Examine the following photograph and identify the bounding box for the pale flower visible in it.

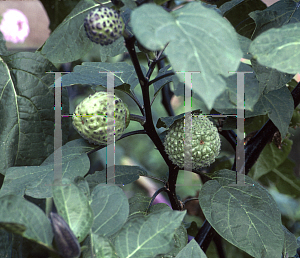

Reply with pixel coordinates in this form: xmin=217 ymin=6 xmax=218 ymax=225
xmin=0 ymin=9 xmax=30 ymax=43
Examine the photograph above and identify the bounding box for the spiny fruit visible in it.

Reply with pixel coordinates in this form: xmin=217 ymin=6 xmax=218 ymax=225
xmin=84 ymin=6 xmax=124 ymax=46
xmin=163 ymin=115 xmax=221 ymax=170
xmin=72 ymin=91 xmax=130 ymax=145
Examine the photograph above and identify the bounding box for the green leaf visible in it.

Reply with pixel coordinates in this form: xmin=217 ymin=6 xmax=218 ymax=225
xmin=113 ymin=210 xmax=186 ymax=258
xmin=0 ymin=195 xmax=53 ymax=246
xmin=199 ymin=169 xmax=284 ymax=258
xmin=156 ymin=110 xmax=203 ymax=129
xmin=52 ymin=178 xmax=94 ymax=243
xmin=156 ymin=222 xmax=188 ymax=257
xmin=156 ymin=113 xmax=185 ymax=129
xmin=236 ymin=34 xmax=252 ymax=59
xmin=74 ymin=176 xmax=90 ymax=198
xmin=214 ymin=62 xmax=260 ymax=114
xmin=131 ymin=2 xmax=242 ymax=110
xmin=90 ymin=184 xmax=129 ymax=237
xmin=250 ymin=59 xmax=295 ymax=94
xmin=86 ymin=165 xmax=148 ymax=192
xmin=249 ymin=22 xmax=300 ymax=74
xmin=245 ymin=87 xmax=294 ymax=137
xmin=0 ymin=139 xmax=93 ymax=198
xmin=220 ymin=0 xmax=265 ymax=39
xmin=0 ymin=52 xmax=69 ymax=174
xmin=282 ymin=225 xmax=298 ymax=257
xmin=91 ymin=233 xmax=118 ymax=258
xmin=81 ymin=233 xmax=119 ymax=258
xmin=128 ymin=193 xmax=152 ymax=217
xmin=249 ymin=138 xmax=293 ymax=180
xmin=249 ymin=0 xmax=300 ymax=40
xmin=175 ymin=239 xmax=207 ymax=258
xmin=58 ymin=62 xmax=147 ymax=90
xmin=40 ymin=0 xmax=96 ymax=64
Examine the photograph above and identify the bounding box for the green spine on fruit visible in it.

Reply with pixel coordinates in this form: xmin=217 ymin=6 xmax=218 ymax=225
xmin=72 ymin=91 xmax=130 ymax=145
xmin=84 ymin=6 xmax=124 ymax=46
xmin=163 ymin=115 xmax=221 ymax=169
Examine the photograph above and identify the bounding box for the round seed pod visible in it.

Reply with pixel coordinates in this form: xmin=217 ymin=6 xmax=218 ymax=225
xmin=84 ymin=6 xmax=124 ymax=46
xmin=163 ymin=115 xmax=221 ymax=170
xmin=72 ymin=91 xmax=130 ymax=145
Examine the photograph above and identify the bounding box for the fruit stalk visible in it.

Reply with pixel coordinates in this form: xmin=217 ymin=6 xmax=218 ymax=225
xmin=129 ymin=114 xmax=146 ymax=125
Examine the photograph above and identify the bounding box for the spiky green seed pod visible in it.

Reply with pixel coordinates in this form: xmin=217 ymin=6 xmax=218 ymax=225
xmin=163 ymin=115 xmax=221 ymax=170
xmin=72 ymin=91 xmax=130 ymax=145
xmin=84 ymin=6 xmax=124 ymax=46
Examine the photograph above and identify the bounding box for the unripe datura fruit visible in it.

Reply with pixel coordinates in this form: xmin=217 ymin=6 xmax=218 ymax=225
xmin=164 ymin=115 xmax=221 ymax=170
xmin=72 ymin=91 xmax=130 ymax=145
xmin=84 ymin=6 xmax=125 ymax=46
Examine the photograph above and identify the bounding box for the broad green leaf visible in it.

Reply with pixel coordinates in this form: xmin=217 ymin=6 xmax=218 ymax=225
xmin=40 ymin=0 xmax=128 ymax=63
xmin=154 ymin=222 xmax=188 ymax=257
xmin=52 ymin=178 xmax=94 ymax=243
xmin=57 ymin=62 xmax=147 ymax=91
xmin=249 ymin=22 xmax=300 ymax=74
xmin=199 ymin=169 xmax=284 ymax=258
xmin=156 ymin=111 xmax=203 ymax=129
xmin=245 ymin=86 xmax=294 ymax=137
xmin=219 ymin=0 xmax=265 ymax=39
xmin=90 ymin=184 xmax=129 ymax=237
xmin=0 ymin=139 xmax=92 ymax=198
xmin=156 ymin=113 xmax=186 ymax=129
xmin=236 ymin=34 xmax=252 ymax=59
xmin=282 ymin=225 xmax=298 ymax=257
xmin=86 ymin=165 xmax=148 ymax=193
xmin=0 ymin=195 xmax=53 ymax=246
xmin=81 ymin=233 xmax=119 ymax=258
xmin=250 ymin=59 xmax=295 ymax=94
xmin=175 ymin=239 xmax=207 ymax=258
xmin=131 ymin=4 xmax=178 ymax=51
xmin=40 ymin=0 xmax=95 ymax=64
xmin=113 ymin=210 xmax=186 ymax=258
xmin=74 ymin=176 xmax=90 ymax=198
xmin=131 ymin=2 xmax=242 ymax=110
xmin=128 ymin=193 xmax=152 ymax=217
xmin=249 ymin=0 xmax=300 ymax=39
xmin=249 ymin=138 xmax=293 ymax=180
xmin=0 ymin=52 xmax=69 ymax=174
xmin=91 ymin=233 xmax=118 ymax=258
xmin=214 ymin=62 xmax=260 ymax=114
